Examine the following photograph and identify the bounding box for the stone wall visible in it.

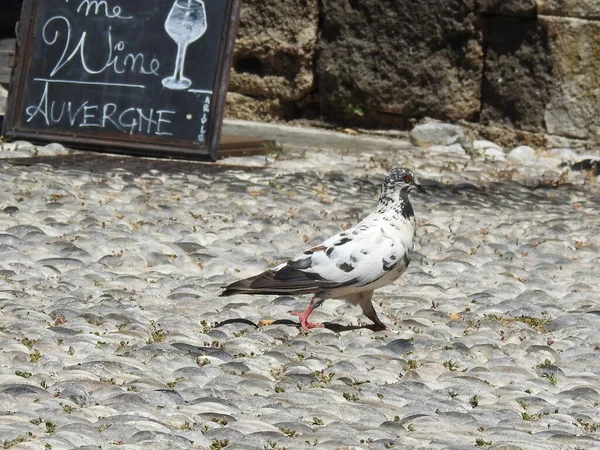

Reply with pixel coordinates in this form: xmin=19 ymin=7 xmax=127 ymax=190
xmin=225 ymin=0 xmax=600 ymax=144
xmin=226 ymin=0 xmax=319 ymax=121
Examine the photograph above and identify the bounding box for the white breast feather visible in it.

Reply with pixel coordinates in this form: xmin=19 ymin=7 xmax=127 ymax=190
xmin=286 ymin=215 xmax=415 ymax=289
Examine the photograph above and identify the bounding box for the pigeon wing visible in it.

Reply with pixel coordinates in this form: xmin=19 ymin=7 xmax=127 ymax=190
xmin=219 ymin=261 xmax=343 ymax=296
xmin=296 ymin=222 xmax=409 ymax=288
xmin=220 ymin=221 xmax=409 ymax=296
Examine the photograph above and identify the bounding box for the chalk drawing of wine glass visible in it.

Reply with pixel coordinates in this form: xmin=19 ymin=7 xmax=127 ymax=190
xmin=162 ymin=0 xmax=207 ymax=90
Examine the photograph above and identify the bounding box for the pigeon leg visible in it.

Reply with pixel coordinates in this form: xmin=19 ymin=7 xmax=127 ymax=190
xmin=291 ymin=297 xmax=325 ymax=330
xmin=364 ymin=310 xmax=387 ymax=330
xmin=359 ymin=295 xmax=387 ymax=331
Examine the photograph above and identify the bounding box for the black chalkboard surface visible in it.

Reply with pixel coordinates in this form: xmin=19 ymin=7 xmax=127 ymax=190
xmin=2 ymin=0 xmax=242 ymax=160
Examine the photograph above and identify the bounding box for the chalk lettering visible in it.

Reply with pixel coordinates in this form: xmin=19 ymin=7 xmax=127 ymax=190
xmin=43 ymin=16 xmax=159 ymax=77
xmin=119 ymin=108 xmax=138 ymax=133
xmin=102 ymin=103 xmax=119 ymax=128
xmin=82 ymin=104 xmax=101 ymax=127
xmin=67 ymin=100 xmax=89 ymax=126
xmin=74 ymin=0 xmax=133 ymax=19
xmin=51 ymin=101 xmax=65 ymax=123
xmin=156 ymin=110 xmax=174 ymax=136
xmin=26 ymin=81 xmax=175 ymax=136
xmin=197 ymin=95 xmax=211 ymax=142
xmin=26 ymin=81 xmax=51 ymax=125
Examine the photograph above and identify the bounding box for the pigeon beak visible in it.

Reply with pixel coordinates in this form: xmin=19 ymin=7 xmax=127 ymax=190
xmin=414 ymin=180 xmax=427 ymax=194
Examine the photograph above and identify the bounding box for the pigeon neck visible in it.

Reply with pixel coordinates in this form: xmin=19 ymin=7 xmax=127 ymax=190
xmin=377 ymin=189 xmax=414 ymax=219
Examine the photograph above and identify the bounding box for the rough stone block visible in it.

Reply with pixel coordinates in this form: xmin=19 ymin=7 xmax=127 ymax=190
xmin=480 ymin=15 xmax=553 ymax=132
xmin=225 ymin=93 xmax=284 ymax=121
xmin=536 ymin=0 xmax=600 ymax=19
xmin=228 ymin=0 xmax=318 ymax=102
xmin=410 ymin=122 xmax=465 ymax=147
xmin=477 ymin=0 xmax=537 ymax=17
xmin=542 ymin=17 xmax=600 ymax=139
xmin=507 ymin=145 xmax=537 ymax=163
xmin=317 ymin=0 xmax=483 ymax=123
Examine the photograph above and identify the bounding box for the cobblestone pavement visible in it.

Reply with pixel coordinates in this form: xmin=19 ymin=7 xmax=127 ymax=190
xmin=0 ymin=121 xmax=599 ymax=450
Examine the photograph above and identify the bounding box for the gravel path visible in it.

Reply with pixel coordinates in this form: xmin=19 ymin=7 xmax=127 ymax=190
xmin=0 ymin=124 xmax=599 ymax=450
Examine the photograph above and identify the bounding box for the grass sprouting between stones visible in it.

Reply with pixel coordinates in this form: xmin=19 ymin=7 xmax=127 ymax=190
xmin=483 ymin=314 xmax=550 ymax=332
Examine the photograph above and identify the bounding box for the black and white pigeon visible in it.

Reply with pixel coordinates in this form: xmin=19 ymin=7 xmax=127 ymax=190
xmin=221 ymin=167 xmax=426 ymax=331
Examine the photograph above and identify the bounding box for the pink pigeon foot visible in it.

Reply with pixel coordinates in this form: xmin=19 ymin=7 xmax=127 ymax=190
xmin=291 ymin=310 xmax=324 ymax=330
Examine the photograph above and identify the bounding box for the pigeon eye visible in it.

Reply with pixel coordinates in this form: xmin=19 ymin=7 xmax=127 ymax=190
xmin=404 ymin=175 xmax=412 ymax=183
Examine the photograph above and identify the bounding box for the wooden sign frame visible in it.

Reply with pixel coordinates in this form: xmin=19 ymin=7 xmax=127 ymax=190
xmin=2 ymin=0 xmax=242 ymax=160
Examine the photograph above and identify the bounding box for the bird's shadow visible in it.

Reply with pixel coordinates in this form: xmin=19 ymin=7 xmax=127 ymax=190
xmin=215 ymin=318 xmax=259 ymax=329
xmin=321 ymin=322 xmax=384 ymax=332
xmin=215 ymin=318 xmax=383 ymax=333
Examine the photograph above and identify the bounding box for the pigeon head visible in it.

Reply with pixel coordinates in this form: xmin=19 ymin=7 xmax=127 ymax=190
xmin=378 ymin=167 xmax=425 ymax=216
xmin=381 ymin=167 xmax=425 ymax=195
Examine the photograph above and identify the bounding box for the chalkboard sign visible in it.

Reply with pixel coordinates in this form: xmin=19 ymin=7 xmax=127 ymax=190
xmin=2 ymin=0 xmax=242 ymax=160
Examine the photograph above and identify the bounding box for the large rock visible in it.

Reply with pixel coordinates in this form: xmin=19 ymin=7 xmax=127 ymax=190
xmin=480 ymin=11 xmax=600 ymax=140
xmin=479 ymin=15 xmax=553 ymax=132
xmin=223 ymin=0 xmax=600 ymax=142
xmin=225 ymin=93 xmax=284 ymax=122
xmin=536 ymin=0 xmax=600 ymax=18
xmin=507 ymin=145 xmax=537 ymax=164
xmin=542 ymin=17 xmax=600 ymax=139
xmin=410 ymin=122 xmax=465 ymax=147
xmin=477 ymin=0 xmax=537 ymax=16
xmin=228 ymin=0 xmax=319 ymax=104
xmin=317 ymin=0 xmax=483 ymax=123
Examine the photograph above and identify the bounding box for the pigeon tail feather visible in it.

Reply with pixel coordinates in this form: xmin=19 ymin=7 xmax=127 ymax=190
xmin=220 ymin=268 xmax=322 ymax=297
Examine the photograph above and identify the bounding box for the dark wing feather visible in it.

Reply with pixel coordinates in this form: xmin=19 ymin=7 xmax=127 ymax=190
xmin=221 ymin=217 xmax=407 ymax=298
xmin=220 ymin=264 xmax=356 ymax=297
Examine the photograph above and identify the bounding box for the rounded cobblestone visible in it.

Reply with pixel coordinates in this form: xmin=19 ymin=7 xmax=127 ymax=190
xmin=0 ymin=123 xmax=599 ymax=449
